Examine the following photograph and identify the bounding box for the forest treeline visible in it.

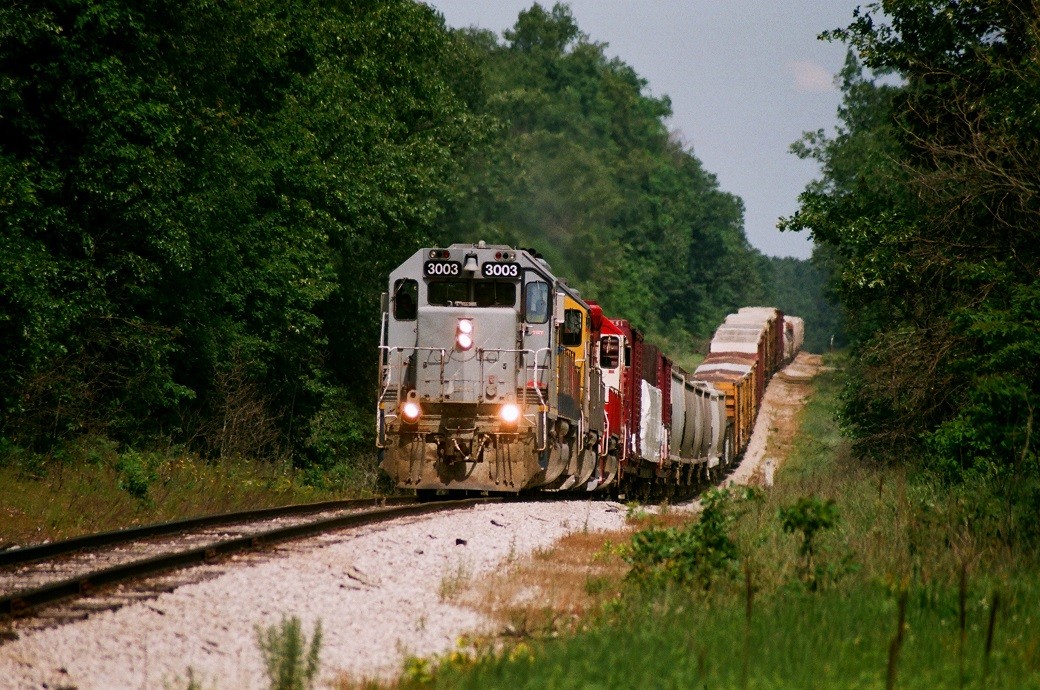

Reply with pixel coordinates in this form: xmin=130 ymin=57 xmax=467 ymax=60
xmin=784 ymin=1 xmax=1040 ymax=542
xmin=0 ymin=1 xmax=833 ymax=468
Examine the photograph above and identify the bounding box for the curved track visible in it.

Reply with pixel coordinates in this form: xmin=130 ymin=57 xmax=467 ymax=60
xmin=0 ymin=497 xmax=498 ymax=624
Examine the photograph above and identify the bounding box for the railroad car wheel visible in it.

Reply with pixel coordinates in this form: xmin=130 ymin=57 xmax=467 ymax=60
xmin=576 ymin=447 xmax=597 ymax=486
xmin=543 ymin=419 xmax=578 ymax=488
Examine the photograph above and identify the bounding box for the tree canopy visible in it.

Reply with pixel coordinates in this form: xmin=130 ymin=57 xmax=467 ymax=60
xmin=1 ymin=1 xmax=831 ymax=469
xmin=0 ymin=0 xmax=485 ymax=460
xmin=785 ymin=1 xmax=1040 ymax=540
xmin=442 ymin=3 xmax=764 ymax=344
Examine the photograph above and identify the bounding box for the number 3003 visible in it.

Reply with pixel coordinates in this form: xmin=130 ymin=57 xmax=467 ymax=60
xmin=424 ymin=261 xmax=460 ymax=276
xmin=481 ymin=262 xmax=519 ymax=278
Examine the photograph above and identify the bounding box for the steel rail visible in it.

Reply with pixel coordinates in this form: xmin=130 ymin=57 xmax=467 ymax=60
xmin=0 ymin=497 xmax=499 ymax=619
xmin=0 ymin=496 xmax=415 ymax=569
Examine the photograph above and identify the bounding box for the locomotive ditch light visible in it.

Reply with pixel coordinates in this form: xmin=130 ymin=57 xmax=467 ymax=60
xmin=401 ymin=401 xmax=422 ymax=423
xmin=456 ymin=318 xmax=474 ymax=351
xmin=499 ymin=403 xmax=521 ymax=426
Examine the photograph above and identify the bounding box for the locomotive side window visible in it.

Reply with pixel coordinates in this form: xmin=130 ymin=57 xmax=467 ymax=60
xmin=561 ymin=308 xmax=583 ymax=346
xmin=524 ymin=282 xmax=549 ymax=323
xmin=393 ymin=279 xmax=418 ymax=320
xmin=599 ymin=336 xmax=621 ymax=369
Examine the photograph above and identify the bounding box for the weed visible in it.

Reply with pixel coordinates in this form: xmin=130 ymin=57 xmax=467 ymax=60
xmin=584 ymin=575 xmax=612 ymax=595
xmin=885 ymin=590 xmax=908 ymax=690
xmin=779 ymin=494 xmax=839 ymax=588
xmin=531 ymin=545 xmax=555 ymax=560
xmin=177 ymin=667 xmax=212 ymax=690
xmin=401 ymin=655 xmax=434 ymax=685
xmin=439 ymin=559 xmax=473 ymax=602
xmin=256 ymin=616 xmax=322 ymax=690
xmin=625 ymin=501 xmax=649 ymax=522
xmin=506 ymin=535 xmax=517 ymax=563
xmin=983 ymin=590 xmax=1001 ymax=685
xmin=115 ymin=450 xmax=159 ymax=504
xmin=397 ymin=631 xmax=533 ymax=687
xmin=624 ymin=487 xmax=738 ymax=590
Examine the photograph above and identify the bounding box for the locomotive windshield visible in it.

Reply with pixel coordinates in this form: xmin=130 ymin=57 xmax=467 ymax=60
xmin=599 ymin=335 xmax=621 ymax=368
xmin=524 ymin=281 xmax=549 ymax=323
xmin=427 ymin=280 xmax=516 ymax=307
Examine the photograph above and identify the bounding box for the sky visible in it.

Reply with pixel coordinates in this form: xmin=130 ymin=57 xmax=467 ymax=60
xmin=423 ymin=0 xmax=868 ymax=260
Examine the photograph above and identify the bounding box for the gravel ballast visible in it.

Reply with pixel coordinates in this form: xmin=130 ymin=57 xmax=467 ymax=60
xmin=0 ymin=500 xmax=628 ymax=689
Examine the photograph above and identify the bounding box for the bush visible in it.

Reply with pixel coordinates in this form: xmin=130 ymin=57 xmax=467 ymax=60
xmin=778 ymin=495 xmax=839 ymax=589
xmin=624 ymin=488 xmax=738 ymax=590
xmin=115 ymin=450 xmax=160 ymax=503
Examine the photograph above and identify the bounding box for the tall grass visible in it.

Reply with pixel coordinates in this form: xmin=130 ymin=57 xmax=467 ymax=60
xmin=0 ymin=436 xmax=389 ymax=546
xmin=257 ymin=616 xmax=323 ymax=690
xmin=410 ymin=357 xmax=1040 ymax=688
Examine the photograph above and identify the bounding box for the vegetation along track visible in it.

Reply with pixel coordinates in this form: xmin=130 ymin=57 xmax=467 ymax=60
xmin=0 ymin=496 xmax=497 ymax=631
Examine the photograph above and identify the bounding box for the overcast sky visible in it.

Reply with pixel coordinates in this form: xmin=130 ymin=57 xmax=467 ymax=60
xmin=424 ymin=0 xmax=866 ymax=260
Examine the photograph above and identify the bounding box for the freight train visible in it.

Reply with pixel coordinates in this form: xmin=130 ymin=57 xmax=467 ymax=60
xmin=376 ymin=242 xmax=803 ymax=498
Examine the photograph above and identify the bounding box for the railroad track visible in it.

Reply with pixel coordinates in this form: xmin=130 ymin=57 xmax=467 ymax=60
xmin=0 ymin=496 xmax=499 ymax=631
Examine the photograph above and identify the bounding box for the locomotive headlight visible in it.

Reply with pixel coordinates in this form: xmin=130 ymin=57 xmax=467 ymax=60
xmin=456 ymin=318 xmax=474 ymax=351
xmin=499 ymin=403 xmax=521 ymax=425
xmin=401 ymin=401 xmax=422 ymax=423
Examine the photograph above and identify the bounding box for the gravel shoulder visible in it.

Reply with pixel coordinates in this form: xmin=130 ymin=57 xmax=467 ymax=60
xmin=0 ymin=353 xmax=824 ymax=689
xmin=0 ymin=502 xmax=628 ymax=689
xmin=724 ymin=352 xmax=826 ymax=487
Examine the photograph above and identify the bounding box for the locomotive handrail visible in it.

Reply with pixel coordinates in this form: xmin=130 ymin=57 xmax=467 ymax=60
xmin=377 ymin=345 xmax=553 ymax=411
xmin=523 ymin=347 xmax=552 ymax=408
xmin=475 ymin=346 xmax=551 ymax=406
xmin=377 ymin=344 xmax=554 ymax=454
xmin=377 ymin=345 xmax=447 ymax=405
xmin=378 ymin=311 xmax=389 ymax=370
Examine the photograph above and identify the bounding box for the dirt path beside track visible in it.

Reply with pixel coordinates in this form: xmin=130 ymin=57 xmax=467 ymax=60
xmin=726 ymin=351 xmax=828 ymax=487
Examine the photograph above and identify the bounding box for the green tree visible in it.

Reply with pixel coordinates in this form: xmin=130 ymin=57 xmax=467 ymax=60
xmin=785 ymin=2 xmax=1040 ymax=540
xmin=443 ymin=3 xmax=760 ymax=348
xmin=0 ymin=0 xmax=487 ymax=465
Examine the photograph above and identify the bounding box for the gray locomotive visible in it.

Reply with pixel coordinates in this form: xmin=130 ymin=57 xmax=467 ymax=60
xmin=377 ymin=242 xmax=604 ymax=495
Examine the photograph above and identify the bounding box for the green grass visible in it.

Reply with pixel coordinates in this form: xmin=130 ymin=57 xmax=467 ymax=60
xmin=423 ymin=581 xmax=1040 ymax=689
xmin=0 ymin=436 xmax=390 ymax=547
xmin=404 ymin=355 xmax=1040 ymax=689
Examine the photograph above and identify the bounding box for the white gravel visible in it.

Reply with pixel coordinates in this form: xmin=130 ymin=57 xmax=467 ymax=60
xmin=0 ymin=500 xmax=629 ymax=689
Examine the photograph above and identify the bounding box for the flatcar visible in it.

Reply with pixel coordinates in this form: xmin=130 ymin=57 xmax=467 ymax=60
xmin=376 ymin=242 xmax=801 ymax=497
